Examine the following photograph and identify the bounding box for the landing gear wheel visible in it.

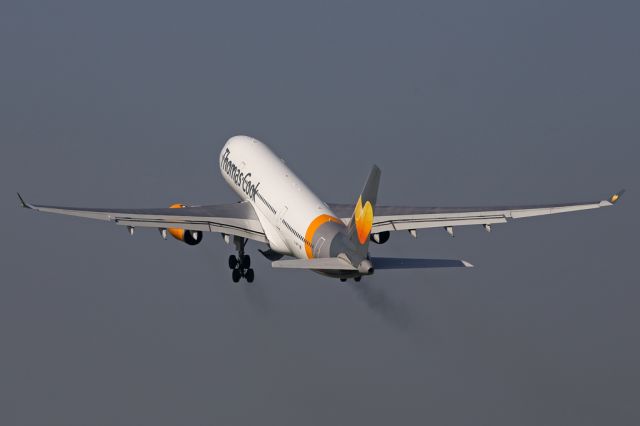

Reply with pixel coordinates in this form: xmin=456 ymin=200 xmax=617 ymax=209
xmin=340 ymin=278 xmax=347 ymax=282
xmin=354 ymin=276 xmax=362 ymax=282
xmin=229 ymin=237 xmax=254 ymax=283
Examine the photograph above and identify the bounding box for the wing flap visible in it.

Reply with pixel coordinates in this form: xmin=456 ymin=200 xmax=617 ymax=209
xmin=509 ymin=202 xmax=603 ymax=218
xmin=115 ymin=218 xmax=266 ymax=241
xmin=372 ymin=215 xmax=507 ymax=233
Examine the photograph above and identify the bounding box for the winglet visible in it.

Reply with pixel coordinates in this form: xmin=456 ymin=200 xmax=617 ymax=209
xmin=609 ymin=189 xmax=625 ymax=204
xmin=17 ymin=192 xmax=32 ymax=209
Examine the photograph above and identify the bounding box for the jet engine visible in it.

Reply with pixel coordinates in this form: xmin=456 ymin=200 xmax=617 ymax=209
xmin=168 ymin=203 xmax=203 ymax=246
xmin=370 ymin=231 xmax=390 ymax=244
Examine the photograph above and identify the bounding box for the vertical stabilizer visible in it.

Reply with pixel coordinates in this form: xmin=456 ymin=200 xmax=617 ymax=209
xmin=346 ymin=165 xmax=381 ymax=258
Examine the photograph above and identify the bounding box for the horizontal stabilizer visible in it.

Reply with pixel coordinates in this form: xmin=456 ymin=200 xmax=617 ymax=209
xmin=272 ymin=257 xmax=357 ymax=270
xmin=371 ymin=257 xmax=473 ymax=269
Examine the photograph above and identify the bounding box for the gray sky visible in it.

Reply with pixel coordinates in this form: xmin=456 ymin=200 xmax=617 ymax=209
xmin=1 ymin=1 xmax=638 ymax=425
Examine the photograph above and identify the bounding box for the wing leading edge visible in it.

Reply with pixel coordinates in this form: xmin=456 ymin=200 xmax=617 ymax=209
xmin=17 ymin=193 xmax=267 ymax=242
xmin=329 ymin=190 xmax=625 ymax=234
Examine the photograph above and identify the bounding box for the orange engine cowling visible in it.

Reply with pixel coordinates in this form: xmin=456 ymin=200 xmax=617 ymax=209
xmin=168 ymin=203 xmax=203 ymax=246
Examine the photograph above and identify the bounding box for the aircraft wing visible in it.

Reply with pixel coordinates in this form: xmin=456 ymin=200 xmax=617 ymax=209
xmin=329 ymin=190 xmax=624 ymax=235
xmin=17 ymin=193 xmax=267 ymax=243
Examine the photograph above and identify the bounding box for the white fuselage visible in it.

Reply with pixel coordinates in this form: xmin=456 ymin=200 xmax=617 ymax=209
xmin=219 ymin=135 xmax=341 ymax=259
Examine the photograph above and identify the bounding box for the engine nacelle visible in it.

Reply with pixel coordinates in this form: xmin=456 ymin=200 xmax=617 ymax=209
xmin=168 ymin=203 xmax=203 ymax=246
xmin=370 ymin=231 xmax=390 ymax=244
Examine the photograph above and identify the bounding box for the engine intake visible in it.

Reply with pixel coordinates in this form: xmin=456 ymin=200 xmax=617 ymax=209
xmin=168 ymin=203 xmax=203 ymax=246
xmin=370 ymin=231 xmax=390 ymax=244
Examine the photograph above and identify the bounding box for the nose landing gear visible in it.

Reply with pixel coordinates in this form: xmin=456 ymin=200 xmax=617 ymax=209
xmin=228 ymin=237 xmax=255 ymax=283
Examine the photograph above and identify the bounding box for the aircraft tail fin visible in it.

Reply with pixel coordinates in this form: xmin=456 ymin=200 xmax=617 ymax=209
xmin=346 ymin=165 xmax=381 ymax=256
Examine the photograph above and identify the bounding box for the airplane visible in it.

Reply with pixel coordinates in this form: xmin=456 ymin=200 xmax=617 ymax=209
xmin=18 ymin=135 xmax=624 ymax=283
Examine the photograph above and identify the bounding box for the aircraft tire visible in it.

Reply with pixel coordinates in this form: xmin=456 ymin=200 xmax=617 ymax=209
xmin=245 ymin=268 xmax=255 ymax=283
xmin=228 ymin=255 xmax=238 ymax=269
xmin=232 ymin=268 xmax=242 ymax=283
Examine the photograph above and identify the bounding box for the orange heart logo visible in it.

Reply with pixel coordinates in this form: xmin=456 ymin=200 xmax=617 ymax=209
xmin=354 ymin=196 xmax=373 ymax=244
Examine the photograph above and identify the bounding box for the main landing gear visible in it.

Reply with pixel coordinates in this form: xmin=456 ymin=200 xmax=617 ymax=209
xmin=228 ymin=237 xmax=255 ymax=283
xmin=228 ymin=254 xmax=254 ymax=283
xmin=340 ymin=276 xmax=362 ymax=282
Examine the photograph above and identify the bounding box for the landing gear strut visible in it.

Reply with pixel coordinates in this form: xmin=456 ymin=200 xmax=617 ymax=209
xmin=228 ymin=237 xmax=255 ymax=283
